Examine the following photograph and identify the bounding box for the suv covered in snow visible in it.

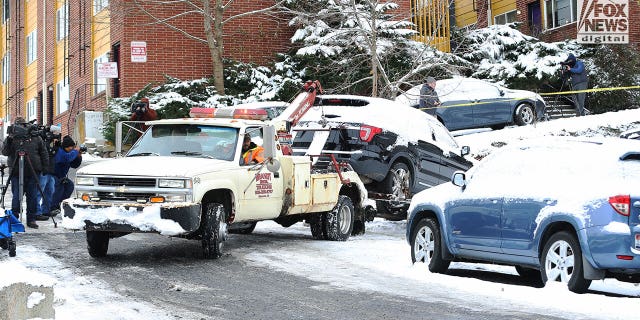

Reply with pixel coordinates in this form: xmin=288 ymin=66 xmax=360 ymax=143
xmin=291 ymin=95 xmax=474 ymax=220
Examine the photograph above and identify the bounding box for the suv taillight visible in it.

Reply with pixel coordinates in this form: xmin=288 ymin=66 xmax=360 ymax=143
xmin=609 ymin=195 xmax=630 ymax=216
xmin=359 ymin=125 xmax=382 ymax=142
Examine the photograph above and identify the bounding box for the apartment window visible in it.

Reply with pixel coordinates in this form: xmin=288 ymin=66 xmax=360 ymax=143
xmin=494 ymin=10 xmax=517 ymax=25
xmin=94 ymin=0 xmax=109 ymax=14
xmin=26 ymin=30 xmax=37 ymax=64
xmin=2 ymin=53 xmax=9 ymax=84
xmin=545 ymin=0 xmax=577 ymax=29
xmin=27 ymin=99 xmax=37 ymax=122
xmin=3 ymin=0 xmax=9 ymax=23
xmin=57 ymin=79 xmax=70 ymax=114
xmin=57 ymin=2 xmax=69 ymax=41
xmin=93 ymin=53 xmax=108 ymax=95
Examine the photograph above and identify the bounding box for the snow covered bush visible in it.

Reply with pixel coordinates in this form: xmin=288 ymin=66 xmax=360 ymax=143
xmin=102 ymin=59 xmax=304 ymax=145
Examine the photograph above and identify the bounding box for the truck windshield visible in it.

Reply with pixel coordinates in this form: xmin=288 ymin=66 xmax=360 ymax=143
xmin=127 ymin=124 xmax=239 ymax=161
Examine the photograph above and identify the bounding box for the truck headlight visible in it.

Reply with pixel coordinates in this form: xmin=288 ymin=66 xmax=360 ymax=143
xmin=158 ymin=179 xmax=187 ymax=188
xmin=76 ymin=176 xmax=94 ymax=185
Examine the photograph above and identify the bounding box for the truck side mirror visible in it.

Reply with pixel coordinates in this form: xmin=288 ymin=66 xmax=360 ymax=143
xmin=262 ymin=125 xmax=277 ymax=161
xmin=461 ymin=146 xmax=470 ymax=157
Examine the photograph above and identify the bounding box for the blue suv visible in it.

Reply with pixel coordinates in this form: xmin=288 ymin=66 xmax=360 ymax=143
xmin=406 ymin=137 xmax=640 ymax=293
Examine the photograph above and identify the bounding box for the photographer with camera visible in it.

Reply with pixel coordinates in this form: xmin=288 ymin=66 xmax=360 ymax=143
xmin=36 ymin=125 xmax=61 ymax=219
xmin=1 ymin=117 xmax=50 ymax=229
xmin=50 ymin=135 xmax=82 ymax=216
xmin=561 ymin=53 xmax=589 ymax=117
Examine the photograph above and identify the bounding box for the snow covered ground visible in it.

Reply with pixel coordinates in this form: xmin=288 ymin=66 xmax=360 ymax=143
xmin=1 ymin=108 xmax=639 ymax=319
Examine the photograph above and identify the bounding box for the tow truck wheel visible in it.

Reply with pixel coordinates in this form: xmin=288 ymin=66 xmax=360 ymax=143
xmin=308 ymin=213 xmax=327 ymax=240
xmin=324 ymin=195 xmax=354 ymax=241
xmin=202 ymin=203 xmax=228 ymax=259
xmin=0 ymin=238 xmax=8 ymax=250
xmin=86 ymin=231 xmax=109 ymax=258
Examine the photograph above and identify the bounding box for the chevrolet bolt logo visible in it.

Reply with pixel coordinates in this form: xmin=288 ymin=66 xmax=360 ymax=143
xmin=116 ymin=185 xmax=127 ymax=192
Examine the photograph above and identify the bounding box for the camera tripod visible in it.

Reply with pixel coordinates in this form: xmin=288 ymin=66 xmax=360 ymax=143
xmin=0 ymin=150 xmax=58 ymax=228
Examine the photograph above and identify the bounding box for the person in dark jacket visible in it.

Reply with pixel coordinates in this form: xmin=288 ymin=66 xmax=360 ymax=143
xmin=562 ymin=53 xmax=589 ymax=116
xmin=419 ymin=77 xmax=441 ymax=116
xmin=1 ymin=117 xmax=49 ymax=228
xmin=36 ymin=126 xmax=60 ymax=219
xmin=50 ymin=135 xmax=82 ymax=215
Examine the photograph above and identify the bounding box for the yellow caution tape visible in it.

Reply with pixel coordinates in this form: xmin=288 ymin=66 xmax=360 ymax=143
xmin=416 ymin=85 xmax=640 ymax=112
xmin=538 ymin=85 xmax=640 ymax=96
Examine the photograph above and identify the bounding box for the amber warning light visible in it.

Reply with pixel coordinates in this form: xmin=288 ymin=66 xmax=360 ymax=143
xmin=189 ymin=107 xmax=268 ymax=120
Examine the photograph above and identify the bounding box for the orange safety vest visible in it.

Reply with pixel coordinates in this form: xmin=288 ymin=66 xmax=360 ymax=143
xmin=243 ymin=146 xmax=265 ymax=164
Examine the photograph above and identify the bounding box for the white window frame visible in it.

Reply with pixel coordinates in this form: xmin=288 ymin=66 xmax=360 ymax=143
xmin=56 ymin=2 xmax=69 ymax=41
xmin=494 ymin=10 xmax=517 ymax=25
xmin=26 ymin=30 xmax=37 ymax=64
xmin=2 ymin=52 xmax=9 ymax=84
xmin=27 ymin=99 xmax=37 ymax=122
xmin=57 ymin=78 xmax=70 ymax=115
xmin=545 ymin=0 xmax=577 ymax=29
xmin=93 ymin=0 xmax=109 ymax=15
xmin=93 ymin=53 xmax=109 ymax=95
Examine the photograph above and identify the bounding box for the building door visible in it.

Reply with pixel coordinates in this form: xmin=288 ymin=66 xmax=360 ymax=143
xmin=528 ymin=2 xmax=542 ymax=37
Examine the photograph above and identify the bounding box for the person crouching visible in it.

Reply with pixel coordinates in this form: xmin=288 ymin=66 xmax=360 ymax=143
xmin=50 ymin=136 xmax=82 ymax=216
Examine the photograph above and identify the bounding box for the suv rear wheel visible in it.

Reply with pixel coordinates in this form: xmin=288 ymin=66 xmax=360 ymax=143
xmin=376 ymin=162 xmax=411 ymax=220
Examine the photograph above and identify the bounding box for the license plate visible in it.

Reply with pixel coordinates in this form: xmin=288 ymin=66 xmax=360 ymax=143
xmin=636 ymin=234 xmax=640 ymax=250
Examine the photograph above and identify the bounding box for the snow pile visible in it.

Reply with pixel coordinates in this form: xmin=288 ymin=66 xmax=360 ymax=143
xmin=0 ymin=260 xmax=55 ymax=289
xmin=61 ymin=199 xmax=187 ymax=236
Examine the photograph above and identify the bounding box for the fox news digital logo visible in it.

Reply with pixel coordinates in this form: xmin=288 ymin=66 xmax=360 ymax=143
xmin=577 ymin=0 xmax=629 ymax=44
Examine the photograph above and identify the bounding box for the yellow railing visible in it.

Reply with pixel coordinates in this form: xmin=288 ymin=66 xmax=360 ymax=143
xmin=411 ymin=0 xmax=451 ymax=52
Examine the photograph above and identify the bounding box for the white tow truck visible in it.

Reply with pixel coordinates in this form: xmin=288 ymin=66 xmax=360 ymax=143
xmin=62 ymin=82 xmax=372 ymax=258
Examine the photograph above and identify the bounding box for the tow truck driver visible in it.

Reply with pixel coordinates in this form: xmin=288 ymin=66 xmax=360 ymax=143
xmin=241 ymin=134 xmax=264 ymax=165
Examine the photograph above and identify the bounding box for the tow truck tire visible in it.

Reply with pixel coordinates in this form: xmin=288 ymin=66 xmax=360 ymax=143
xmin=202 ymin=203 xmax=227 ymax=259
xmin=324 ymin=195 xmax=354 ymax=241
xmin=308 ymin=213 xmax=327 ymax=240
xmin=87 ymin=231 xmax=109 ymax=258
xmin=0 ymin=238 xmax=8 ymax=250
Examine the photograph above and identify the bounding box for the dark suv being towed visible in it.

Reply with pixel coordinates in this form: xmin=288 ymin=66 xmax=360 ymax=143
xmin=291 ymin=95 xmax=474 ymax=220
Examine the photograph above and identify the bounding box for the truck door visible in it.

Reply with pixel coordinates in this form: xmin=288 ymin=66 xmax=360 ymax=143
xmin=238 ymin=127 xmax=284 ymax=220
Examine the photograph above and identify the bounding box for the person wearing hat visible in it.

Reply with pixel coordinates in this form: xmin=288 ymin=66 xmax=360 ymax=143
xmin=419 ymin=77 xmax=441 ymax=117
xmin=50 ymin=135 xmax=82 ymax=215
xmin=1 ymin=117 xmax=50 ymax=228
xmin=562 ymin=53 xmax=589 ymax=116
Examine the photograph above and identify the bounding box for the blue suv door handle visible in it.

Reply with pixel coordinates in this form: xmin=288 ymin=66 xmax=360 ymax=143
xmin=633 ymin=201 xmax=640 ymax=208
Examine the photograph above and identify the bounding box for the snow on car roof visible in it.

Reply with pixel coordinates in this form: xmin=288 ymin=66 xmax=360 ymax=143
xmin=230 ymin=101 xmax=288 ymax=108
xmin=295 ymin=94 xmax=463 ymax=154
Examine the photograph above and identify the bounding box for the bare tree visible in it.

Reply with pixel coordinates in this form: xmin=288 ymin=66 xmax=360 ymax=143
xmin=115 ymin=0 xmax=285 ymax=95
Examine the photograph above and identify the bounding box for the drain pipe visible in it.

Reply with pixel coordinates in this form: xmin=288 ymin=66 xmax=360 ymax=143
xmin=41 ymin=0 xmax=48 ymax=124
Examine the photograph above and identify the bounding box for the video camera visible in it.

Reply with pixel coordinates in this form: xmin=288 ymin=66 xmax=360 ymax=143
xmin=6 ymin=121 xmax=39 ymax=141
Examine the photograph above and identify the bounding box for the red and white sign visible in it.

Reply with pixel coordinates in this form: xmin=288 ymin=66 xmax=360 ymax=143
xmin=96 ymin=62 xmax=119 ymax=78
xmin=577 ymin=0 xmax=628 ymax=44
xmin=131 ymin=41 xmax=147 ymax=63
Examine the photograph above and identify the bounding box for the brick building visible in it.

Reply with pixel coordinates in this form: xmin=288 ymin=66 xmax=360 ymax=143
xmin=1 ymin=0 xmax=638 ymax=141
xmin=1 ymin=0 xmax=292 ymax=140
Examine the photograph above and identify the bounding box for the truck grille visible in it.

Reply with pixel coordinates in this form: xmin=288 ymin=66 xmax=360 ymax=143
xmin=97 ymin=192 xmax=155 ymax=201
xmin=97 ymin=177 xmax=156 ymax=187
